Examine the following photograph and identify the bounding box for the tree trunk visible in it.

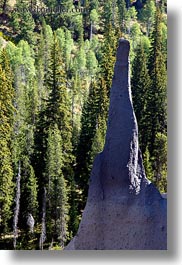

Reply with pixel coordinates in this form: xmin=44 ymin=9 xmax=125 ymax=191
xmin=13 ymin=161 xmax=21 ymax=250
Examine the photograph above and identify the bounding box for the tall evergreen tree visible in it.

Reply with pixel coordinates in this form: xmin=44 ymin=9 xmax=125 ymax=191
xmin=34 ymin=33 xmax=74 ymax=245
xmin=12 ymin=0 xmax=36 ymax=45
xmin=100 ymin=22 xmax=118 ymax=97
xmin=147 ymin=6 xmax=167 ymax=156
xmin=117 ymin=0 xmax=127 ymax=33
xmin=139 ymin=0 xmax=156 ymax=36
xmin=75 ymin=79 xmax=100 ymax=203
xmin=90 ymin=77 xmax=109 ymax=163
xmin=35 ymin=21 xmax=54 ymax=108
xmin=137 ymin=6 xmax=167 ymax=192
xmin=6 ymin=40 xmax=39 ymax=242
xmin=75 ymin=74 xmax=108 ymax=207
xmin=152 ymin=132 xmax=167 ymax=193
xmin=67 ymin=174 xmax=79 ymax=239
xmin=46 ymin=124 xmax=68 ymax=248
xmin=19 ymin=158 xmax=38 ymax=230
xmin=0 ymin=50 xmax=15 ymax=234
xmin=45 ymin=33 xmax=73 ymax=168
xmin=131 ymin=41 xmax=151 ymax=154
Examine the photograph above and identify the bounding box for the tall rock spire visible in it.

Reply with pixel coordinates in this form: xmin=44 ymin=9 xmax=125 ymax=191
xmin=65 ymin=39 xmax=167 ymax=250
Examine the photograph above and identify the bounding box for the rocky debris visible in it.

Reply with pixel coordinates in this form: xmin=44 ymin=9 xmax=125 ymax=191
xmin=27 ymin=213 xmax=35 ymax=233
xmin=65 ymin=39 xmax=167 ymax=250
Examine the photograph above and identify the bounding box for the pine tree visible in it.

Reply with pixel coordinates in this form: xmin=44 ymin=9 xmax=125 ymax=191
xmin=67 ymin=174 xmax=79 ymax=239
xmin=75 ymin=79 xmax=100 ymax=203
xmin=35 ymin=21 xmax=54 ymax=107
xmin=131 ymin=41 xmax=151 ymax=154
xmin=143 ymin=146 xmax=153 ymax=182
xmin=117 ymin=0 xmax=127 ymax=33
xmin=90 ymin=77 xmax=108 ymax=163
xmin=56 ymin=28 xmax=65 ymax=53
xmin=139 ymin=0 xmax=156 ymax=36
xmin=34 ymin=33 xmax=74 ymax=243
xmin=56 ymin=28 xmax=74 ymax=72
xmin=33 ymin=107 xmax=48 ymax=222
xmin=86 ymin=49 xmax=98 ymax=75
xmin=75 ymin=74 xmax=108 ymax=207
xmin=73 ymin=14 xmax=84 ymax=45
xmin=89 ymin=0 xmax=99 ymax=11
xmin=90 ymin=115 xmax=106 ymax=163
xmin=10 ymin=12 xmax=20 ymax=33
xmin=152 ymin=132 xmax=167 ymax=193
xmin=41 ymin=19 xmax=54 ymax=74
xmin=64 ymin=29 xmax=74 ymax=67
xmin=130 ymin=22 xmax=142 ymax=50
xmin=0 ymin=50 xmax=15 ymax=234
xmin=101 ymin=22 xmax=118 ymax=97
xmin=137 ymin=6 xmax=167 ymax=192
xmin=125 ymin=6 xmax=137 ymax=35
xmin=74 ymin=45 xmax=86 ymax=74
xmin=147 ymin=6 xmax=167 ymax=156
xmin=46 ymin=124 xmax=68 ymax=248
xmin=20 ymin=159 xmax=38 ymax=228
xmin=89 ymin=8 xmax=99 ymax=41
xmin=45 ymin=33 xmax=73 ymax=168
xmin=102 ymin=0 xmax=113 ymax=27
xmin=6 ymin=40 xmax=39 ymax=241
xmin=13 ymin=0 xmax=36 ymax=45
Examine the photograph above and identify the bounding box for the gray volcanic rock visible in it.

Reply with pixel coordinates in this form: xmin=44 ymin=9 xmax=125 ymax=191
xmin=65 ymin=39 xmax=167 ymax=250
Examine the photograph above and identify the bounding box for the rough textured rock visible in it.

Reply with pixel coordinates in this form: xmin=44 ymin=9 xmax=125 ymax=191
xmin=65 ymin=39 xmax=167 ymax=250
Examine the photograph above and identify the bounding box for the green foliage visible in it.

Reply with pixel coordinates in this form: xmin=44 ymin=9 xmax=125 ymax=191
xmin=12 ymin=0 xmax=36 ymax=45
xmin=5 ymin=38 xmax=39 ymax=237
xmin=56 ymin=28 xmax=74 ymax=74
xmin=143 ymin=147 xmax=153 ymax=182
xmin=45 ymin=34 xmax=73 ymax=166
xmin=76 ymin=80 xmax=101 ymax=201
xmin=76 ymin=74 xmax=109 ymax=207
xmin=90 ymin=116 xmax=106 ymax=161
xmin=101 ymin=22 xmax=118 ymax=97
xmin=152 ymin=132 xmax=167 ymax=193
xmin=125 ymin=6 xmax=138 ymax=34
xmin=67 ymin=175 xmax=79 ymax=239
xmin=20 ymin=159 xmax=38 ymax=223
xmin=147 ymin=7 xmax=167 ymax=155
xmin=0 ymin=51 xmax=15 ymax=233
xmin=90 ymin=8 xmax=99 ymax=23
xmin=0 ymin=137 xmax=14 ymax=233
xmin=160 ymin=21 xmax=167 ymax=59
xmin=132 ymin=7 xmax=167 ymax=193
xmin=117 ymin=0 xmax=127 ymax=33
xmin=139 ymin=0 xmax=156 ymax=36
xmin=74 ymin=46 xmax=86 ymax=73
xmin=73 ymin=15 xmax=84 ymax=45
xmin=0 ymin=0 xmax=167 ymax=249
xmin=131 ymin=42 xmax=151 ymax=153
xmin=46 ymin=124 xmax=68 ymax=247
xmin=143 ymin=133 xmax=167 ymax=193
xmin=140 ymin=35 xmax=151 ymax=56
xmin=86 ymin=49 xmax=98 ymax=75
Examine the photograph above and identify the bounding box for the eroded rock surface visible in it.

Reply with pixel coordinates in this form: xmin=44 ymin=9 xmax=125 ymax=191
xmin=65 ymin=39 xmax=167 ymax=250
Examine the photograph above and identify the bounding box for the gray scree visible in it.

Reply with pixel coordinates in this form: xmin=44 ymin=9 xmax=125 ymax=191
xmin=65 ymin=39 xmax=167 ymax=250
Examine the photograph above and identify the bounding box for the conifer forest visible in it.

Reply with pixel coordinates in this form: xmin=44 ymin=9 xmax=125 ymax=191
xmin=0 ymin=0 xmax=167 ymax=250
